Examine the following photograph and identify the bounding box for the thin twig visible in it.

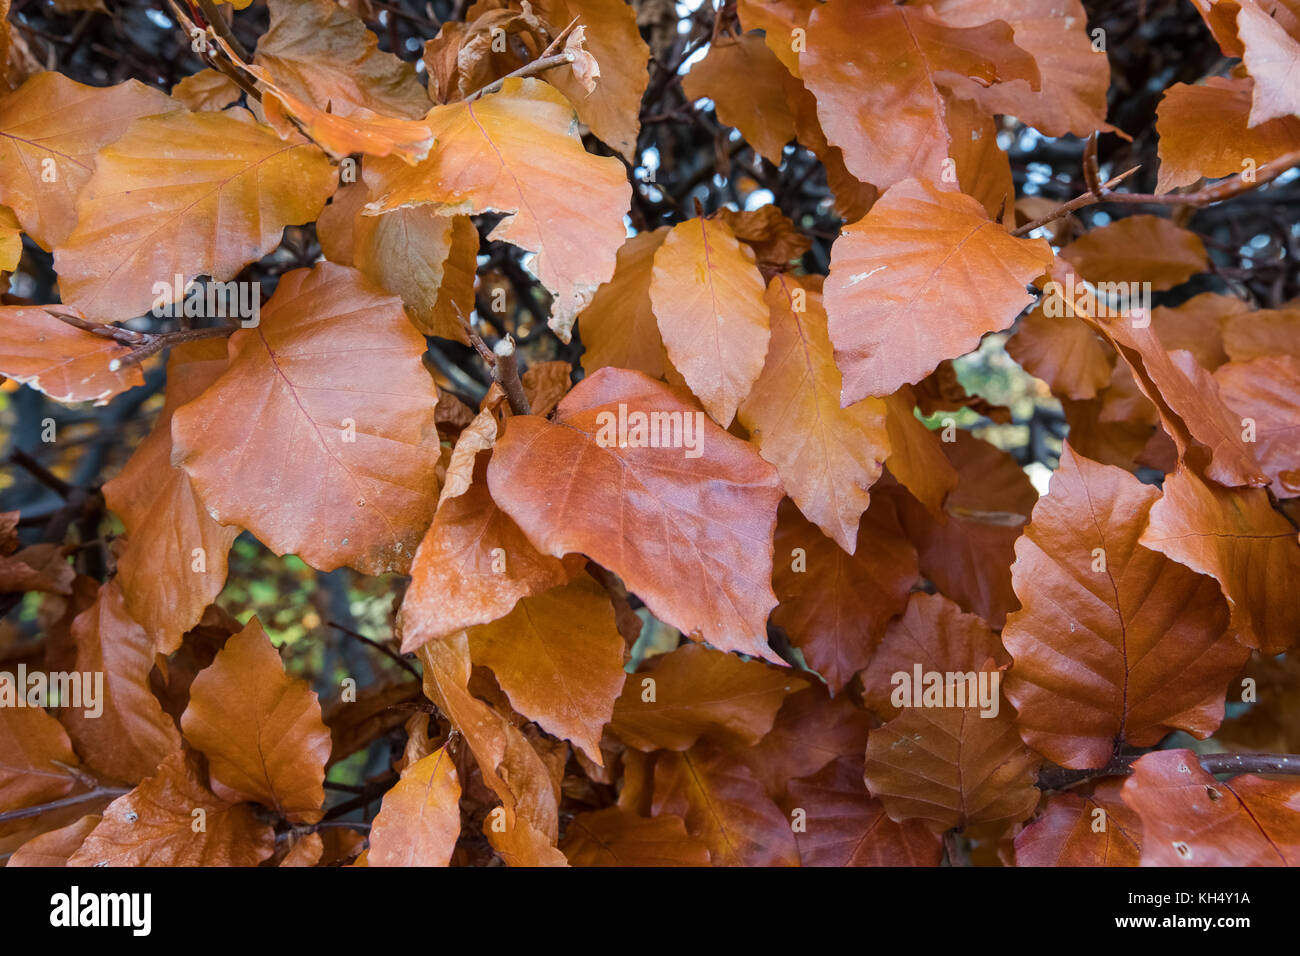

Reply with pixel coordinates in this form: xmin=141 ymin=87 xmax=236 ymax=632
xmin=327 ymin=621 xmax=421 ymax=679
xmin=194 ymin=0 xmax=251 ymax=63
xmin=468 ymin=51 xmax=577 ymax=101
xmin=0 ymin=787 xmax=128 ymax=825
xmin=1038 ymin=752 xmax=1300 ymax=791
xmin=492 ymin=336 xmax=531 ymax=415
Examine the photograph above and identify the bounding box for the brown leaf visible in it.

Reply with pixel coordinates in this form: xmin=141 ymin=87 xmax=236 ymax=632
xmin=1007 ymin=296 xmax=1116 ymax=401
xmin=366 ymin=77 xmax=630 ymax=342
xmin=53 ymin=110 xmax=336 ymax=321
xmin=486 ymin=368 xmax=785 ymax=661
xmin=682 ymin=32 xmax=797 ymax=165
xmin=577 ymin=227 xmax=669 ymax=379
xmin=180 ymin=617 xmax=331 ymax=822
xmin=649 ymin=215 xmax=770 ymax=426
xmin=739 ymin=275 xmax=889 ymax=552
xmin=737 ymin=0 xmax=817 ymax=77
xmin=466 ymin=574 xmax=626 ymax=763
xmin=786 ymin=755 xmax=944 ymax=866
xmin=369 ymin=745 xmax=461 ymax=866
xmin=1013 ymin=779 xmax=1141 ymax=867
xmin=1121 ymin=748 xmax=1300 ymax=865
xmin=1061 ymin=215 xmax=1208 ymax=292
xmin=610 ymin=642 xmax=806 ymax=752
xmin=1214 ymin=354 xmax=1300 ymax=495
xmin=171 ymin=69 xmax=242 ymax=112
xmin=0 ymin=705 xmax=79 ymax=811
xmin=0 ymin=72 xmax=180 ymax=249
xmin=862 ymin=668 xmax=1040 ymax=832
xmin=1002 ymin=445 xmax=1248 ymax=769
xmin=103 ymin=340 xmax=239 ymax=654
xmin=7 ymin=813 xmax=99 ymax=866
xmin=1237 ymin=0 xmax=1300 ymax=126
xmin=1139 ymin=464 xmax=1300 ymax=655
xmin=1223 ymin=301 xmax=1300 ymax=361
xmin=170 ymin=262 xmax=440 ymax=576
xmin=882 ymin=388 xmax=959 ymax=517
xmin=62 ymin=580 xmax=181 ymax=784
xmin=772 ymin=497 xmax=917 ymax=693
xmin=68 ymin=750 xmax=275 ymax=866
xmin=740 ymin=685 xmax=872 ymax=801
xmin=825 ymin=177 xmax=1052 ymax=403
xmin=0 ymin=306 xmax=142 ymax=405
xmin=801 ymin=0 xmax=1038 ymax=190
xmin=1156 ymin=76 xmax=1300 ymax=193
xmin=561 ymin=806 xmax=711 ymax=866
xmin=520 ymin=360 xmax=572 ymax=418
xmin=651 ymin=740 xmax=800 ymax=866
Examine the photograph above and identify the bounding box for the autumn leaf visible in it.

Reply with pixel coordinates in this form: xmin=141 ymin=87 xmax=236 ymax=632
xmin=649 ymin=215 xmax=770 ymax=426
xmin=651 ymin=740 xmax=800 ymax=866
xmin=1013 ymin=779 xmax=1141 ymax=867
xmin=741 ymin=686 xmax=872 ymax=800
xmin=738 ymin=274 xmax=890 ymax=552
xmin=682 ymin=32 xmax=796 ymax=166
xmin=68 ymin=750 xmax=275 ymax=867
xmin=1001 ymin=445 xmax=1249 ymax=769
xmin=171 ymin=69 xmax=242 ymax=113
xmin=0 ymin=705 xmax=80 ymax=811
xmin=578 ymin=227 xmax=669 ymax=379
xmin=800 ymin=0 xmax=1038 ymax=190
xmin=1122 ymin=748 xmax=1300 ymax=865
xmin=825 ymin=177 xmax=1052 ymax=404
xmin=487 ymin=367 xmax=786 ymax=661
xmin=53 ymin=109 xmax=336 ymax=320
xmin=466 ymin=574 xmax=626 ymax=763
xmin=103 ymin=339 xmax=240 ymax=654
xmin=771 ymin=498 xmax=917 ymax=693
xmin=1214 ymin=354 xmax=1300 ymax=494
xmin=561 ymin=807 xmax=711 ymax=866
xmin=785 ymin=756 xmax=944 ymax=867
xmin=0 ymin=306 xmax=142 ymax=405
xmin=737 ymin=0 xmax=816 ymax=77
xmin=180 ymin=616 xmax=331 ymax=822
xmin=610 ymin=642 xmax=805 ymax=752
xmin=62 ymin=580 xmax=182 ymax=784
xmin=1139 ymin=463 xmax=1300 ymax=655
xmin=369 ymin=745 xmax=461 ymax=867
xmin=170 ymin=262 xmax=440 ymax=576
xmin=1061 ymin=215 xmax=1208 ymax=292
xmin=366 ymin=77 xmax=630 ymax=342
xmin=8 ymin=814 xmax=101 ymax=867
xmin=0 ymin=72 xmax=180 ymax=249
xmin=1236 ymin=0 xmax=1300 ymax=126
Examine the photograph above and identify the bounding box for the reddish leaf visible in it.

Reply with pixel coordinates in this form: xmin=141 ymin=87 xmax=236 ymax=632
xmin=0 ymin=306 xmax=142 ymax=405
xmin=1214 ymin=354 xmax=1300 ymax=495
xmin=0 ymin=705 xmax=79 ymax=811
xmin=682 ymin=32 xmax=797 ymax=165
xmin=561 ymin=806 xmax=711 ymax=866
xmin=1013 ymin=779 xmax=1141 ymax=867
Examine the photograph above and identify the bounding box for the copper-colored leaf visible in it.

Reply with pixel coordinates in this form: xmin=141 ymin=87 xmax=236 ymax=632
xmin=610 ymin=642 xmax=806 ymax=752
xmin=740 ymin=275 xmax=889 ymax=552
xmin=649 ymin=215 xmax=770 ymax=426
xmin=882 ymin=388 xmax=959 ymax=517
xmin=103 ymin=340 xmax=239 ymax=654
xmin=1061 ymin=215 xmax=1208 ymax=292
xmin=561 ymin=806 xmax=711 ymax=866
xmin=1215 ymin=354 xmax=1300 ymax=495
xmin=682 ymin=32 xmax=796 ymax=165
xmin=1139 ymin=464 xmax=1300 ymax=655
xmin=466 ymin=574 xmax=626 ymax=763
xmin=171 ymin=69 xmax=241 ymax=112
xmin=651 ymin=741 xmax=800 ymax=866
xmin=171 ymin=262 xmax=440 ymax=575
xmin=825 ymin=177 xmax=1052 ymax=403
xmin=1013 ymin=779 xmax=1141 ymax=866
xmin=7 ymin=814 xmax=99 ymax=866
xmin=801 ymin=0 xmax=1037 ymax=190
xmin=0 ymin=72 xmax=180 ymax=249
xmin=487 ymin=368 xmax=785 ymax=661
xmin=0 ymin=306 xmax=142 ymax=405
xmin=366 ymin=77 xmax=630 ymax=342
xmin=68 ymin=751 xmax=275 ymax=866
xmin=180 ymin=617 xmax=331 ymax=822
xmin=862 ymin=670 xmax=1040 ymax=832
xmin=1237 ymin=0 xmax=1300 ymax=126
xmin=772 ymin=498 xmax=917 ymax=693
xmin=369 ymin=745 xmax=461 ymax=866
xmin=62 ymin=580 xmax=181 ymax=784
xmin=578 ymin=227 xmax=669 ymax=379
xmin=1001 ymin=445 xmax=1248 ymax=769
xmin=1122 ymin=748 xmax=1300 ymax=865
xmin=1156 ymin=76 xmax=1300 ymax=193
xmin=786 ymin=755 xmax=944 ymax=866
xmin=1007 ymin=296 xmax=1116 ymax=401
xmin=0 ymin=705 xmax=79 ymax=811
xmin=741 ymin=686 xmax=872 ymax=800
xmin=737 ymin=0 xmax=817 ymax=77
xmin=54 ymin=110 xmax=336 ymax=321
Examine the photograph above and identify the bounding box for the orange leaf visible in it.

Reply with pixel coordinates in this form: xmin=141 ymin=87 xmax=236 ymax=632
xmin=1061 ymin=215 xmax=1208 ymax=292
xmin=682 ymin=32 xmax=797 ymax=165
xmin=578 ymin=227 xmax=670 ymax=379
xmin=1215 ymin=354 xmax=1300 ymax=494
xmin=1013 ymin=779 xmax=1141 ymax=867
xmin=180 ymin=617 xmax=331 ymax=822
xmin=0 ymin=705 xmax=79 ymax=811
xmin=369 ymin=745 xmax=461 ymax=867
xmin=649 ymin=215 xmax=770 ymax=426
xmin=366 ymin=77 xmax=630 ymax=342
xmin=171 ymin=262 xmax=440 ymax=575
xmin=68 ymin=751 xmax=275 ymax=866
xmin=1236 ymin=0 xmax=1300 ymax=126
xmin=825 ymin=177 xmax=1052 ymax=404
xmin=466 ymin=574 xmax=626 ymax=763
xmin=487 ymin=368 xmax=785 ymax=661
xmin=1002 ymin=445 xmax=1248 ymax=769
xmin=561 ymin=806 xmax=711 ymax=866
xmin=53 ymin=110 xmax=336 ymax=321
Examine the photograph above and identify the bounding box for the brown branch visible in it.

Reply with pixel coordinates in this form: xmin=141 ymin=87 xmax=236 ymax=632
xmin=194 ymin=0 xmax=251 ymax=63
xmin=1038 ymin=751 xmax=1300 ymax=791
xmin=110 ymin=325 xmax=240 ymax=370
xmin=468 ymin=51 xmax=578 ymax=101
xmin=0 ymin=786 xmax=128 ymax=825
xmin=327 ymin=621 xmax=421 ymax=680
xmin=1082 ymin=132 xmax=1102 ymax=196
xmin=492 ymin=335 xmax=531 ymax=415
xmin=1012 ymin=165 xmax=1142 ymax=236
